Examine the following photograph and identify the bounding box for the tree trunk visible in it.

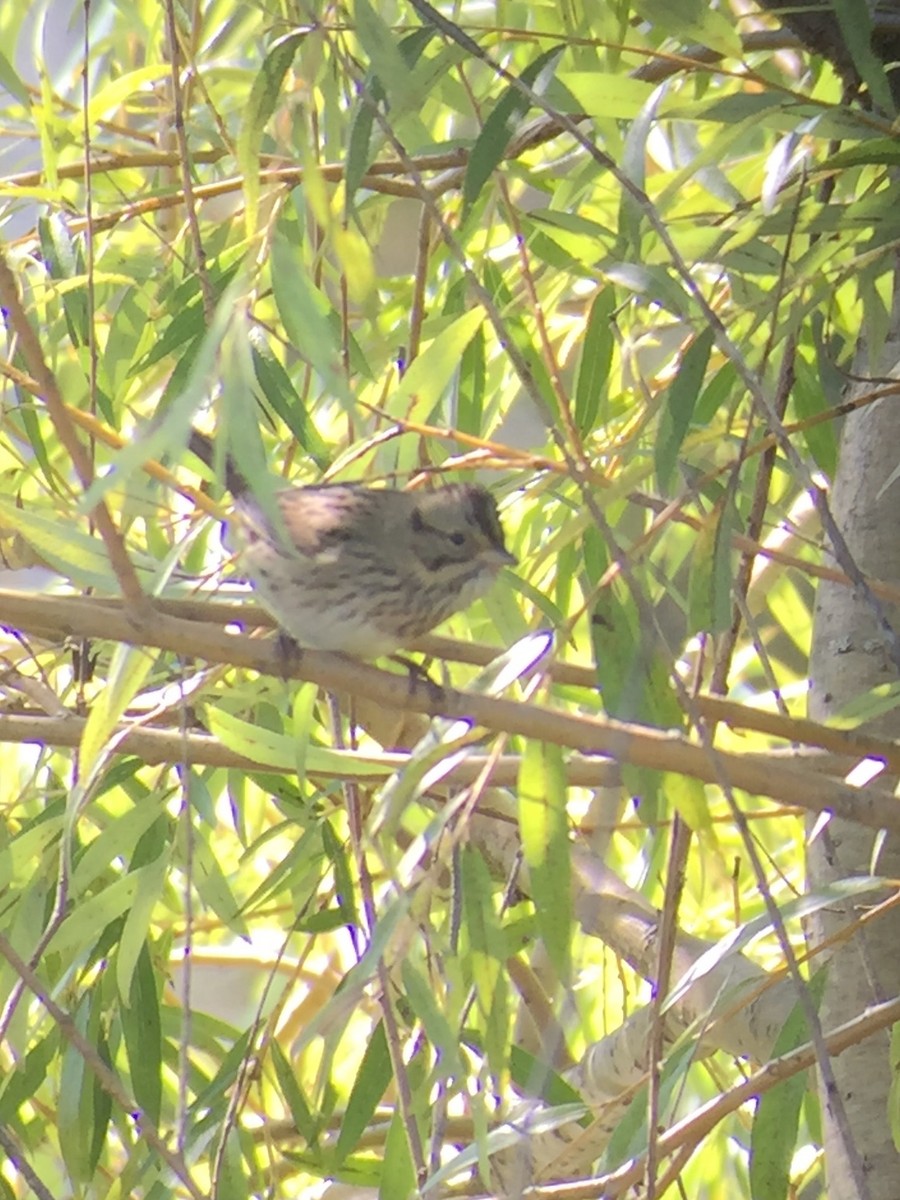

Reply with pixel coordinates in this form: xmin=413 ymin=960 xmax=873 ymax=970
xmin=807 ymin=324 xmax=900 ymax=1198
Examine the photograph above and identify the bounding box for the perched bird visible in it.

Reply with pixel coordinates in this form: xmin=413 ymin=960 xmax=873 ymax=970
xmin=189 ymin=431 xmax=517 ymax=657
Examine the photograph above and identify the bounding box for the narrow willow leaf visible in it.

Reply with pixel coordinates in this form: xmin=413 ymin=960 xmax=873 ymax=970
xmin=237 ymin=32 xmax=305 ymax=234
xmin=0 ymin=46 xmax=28 ymax=104
xmin=457 ymin=319 xmax=486 ymax=434
xmin=354 ymin=0 xmax=421 ymax=113
xmin=830 ymin=0 xmax=893 ymax=112
xmin=271 ymin=218 xmax=352 ymax=405
xmin=206 ymin=704 xmax=397 ymax=777
xmin=291 ymin=682 xmax=319 ymax=785
xmin=603 ymin=262 xmax=690 ymax=318
xmin=574 ymin=289 xmax=614 ymax=435
xmin=57 ymin=997 xmax=93 ymax=1183
xmin=602 ymin=1040 xmax=697 ymax=1171
xmin=272 ymin=1041 xmax=320 ymax=1148
xmin=464 ymin=46 xmax=564 ymax=211
xmin=750 ymin=971 xmax=825 ymax=1200
xmin=117 ymin=848 xmax=170 ymax=1001
xmin=250 ymin=338 xmax=330 ymax=467
xmin=556 ymin=71 xmax=654 ymax=120
xmin=0 ymin=495 xmax=128 ymax=589
xmin=401 ymin=961 xmax=464 ymax=1078
xmin=518 ymin=742 xmax=572 ymax=981
xmin=687 ymin=495 xmax=735 ymax=636
xmin=48 ymin=872 xmax=144 ymax=958
xmin=335 ymin=1021 xmax=391 ymax=1164
xmin=0 ymin=818 xmax=64 ymax=892
xmin=793 ymin=354 xmax=838 ymax=478
xmin=461 ymin=847 xmax=510 ymax=1075
xmin=380 ymin=1105 xmax=416 ymax=1200
xmin=214 ymin=1128 xmax=249 ymax=1200
xmin=83 ymin=272 xmax=249 ymax=509
xmin=0 ymin=1029 xmax=58 ymax=1116
xmin=321 ymin=819 xmax=358 ymax=928
xmin=890 ymin=1021 xmax=900 ymax=1152
xmin=655 ymin=327 xmax=714 ymax=493
xmin=825 ymin=138 xmax=900 ymax=169
xmin=188 ymin=828 xmax=249 ymax=937
xmin=387 ymin=309 xmax=486 ymax=418
xmin=665 ymin=878 xmax=884 ymax=1012
xmin=425 ymin=1103 xmax=586 ymax=1193
xmin=120 ymin=942 xmax=163 ymax=1127
xmin=38 ymin=214 xmax=88 ymax=347
xmin=80 ymin=644 xmax=157 ymax=781
xmin=663 ymin=772 xmax=711 ymax=832
xmin=72 ymin=797 xmax=171 ymax=895
xmin=86 ymin=65 xmax=169 ymax=125
xmin=87 ymin=995 xmax=112 ymax=1179
xmin=632 ymin=0 xmax=740 ymax=56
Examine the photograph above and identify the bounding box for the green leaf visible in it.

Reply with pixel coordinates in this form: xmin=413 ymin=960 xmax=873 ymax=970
xmin=345 ymin=27 xmax=435 ymax=207
xmin=401 ymin=961 xmax=464 ymax=1078
xmin=890 ymin=1020 xmax=900 ymax=1152
xmin=354 ymin=0 xmax=424 ymax=113
xmin=116 ymin=846 xmax=170 ymax=1000
xmin=237 ymin=32 xmax=305 ymax=234
xmin=687 ymin=495 xmax=736 ymax=636
xmin=518 ymin=742 xmax=572 ymax=982
xmin=120 ymin=942 xmax=163 ymax=1127
xmin=57 ymin=997 xmax=94 ymax=1183
xmin=205 ymin=705 xmax=398 ymax=777
xmin=38 ymin=214 xmax=89 ymax=348
xmin=380 ymin=1104 xmax=416 ymax=1200
xmin=830 ymin=0 xmax=893 ymax=112
xmin=0 ymin=495 xmax=134 ymax=589
xmin=271 ymin=215 xmax=352 ymax=405
xmin=655 ymin=327 xmax=714 ymax=494
xmin=824 ymin=138 xmax=900 ymax=169
xmin=603 ymin=262 xmax=691 ymax=319
xmin=48 ymin=872 xmax=148 ymax=959
xmin=388 ymin=309 xmax=486 ymax=420
xmin=750 ymin=971 xmax=825 ymax=1200
xmin=632 ymin=0 xmax=741 ymax=56
xmin=250 ymin=336 xmax=331 ymax=468
xmin=464 ymin=46 xmax=565 ymax=211
xmin=272 ymin=1041 xmax=320 ymax=1149
xmin=321 ymin=818 xmax=358 ymax=928
xmin=83 ymin=271 xmax=250 ymax=510
xmin=86 ymin=64 xmax=170 ymax=125
xmin=574 ymin=289 xmax=614 ymax=435
xmin=461 ymin=848 xmax=509 ymax=1076
xmin=665 ymin=878 xmax=884 ymax=1013
xmin=0 ymin=46 xmax=29 ymax=105
xmin=793 ymin=354 xmax=838 ymax=478
xmin=72 ymin=794 xmax=170 ymax=894
xmin=213 ymin=1128 xmax=249 ymax=1200
xmin=335 ymin=1021 xmax=391 ymax=1164
xmin=603 ymin=1040 xmax=697 ymax=1170
xmin=188 ymin=826 xmax=249 ymax=937
xmin=79 ymin=644 xmax=157 ymax=781
xmin=556 ymin=71 xmax=655 ymax=120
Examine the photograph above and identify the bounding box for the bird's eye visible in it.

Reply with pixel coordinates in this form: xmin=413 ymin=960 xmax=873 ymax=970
xmin=449 ymin=531 xmax=466 ymax=546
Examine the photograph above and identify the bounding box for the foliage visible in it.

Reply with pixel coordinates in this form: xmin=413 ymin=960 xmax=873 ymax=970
xmin=0 ymin=1 xmax=897 ymax=1197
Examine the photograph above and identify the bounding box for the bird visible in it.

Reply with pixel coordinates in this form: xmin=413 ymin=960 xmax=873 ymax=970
xmin=188 ymin=431 xmax=517 ymax=657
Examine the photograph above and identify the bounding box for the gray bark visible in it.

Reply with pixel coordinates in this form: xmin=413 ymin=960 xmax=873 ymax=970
xmin=807 ymin=337 xmax=900 ymax=1198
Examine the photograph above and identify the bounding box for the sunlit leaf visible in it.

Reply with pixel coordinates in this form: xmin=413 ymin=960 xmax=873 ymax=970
xmin=518 ymin=742 xmax=572 ymax=982
xmin=750 ymin=971 xmax=826 ymax=1200
xmin=335 ymin=1021 xmax=391 ymax=1164
xmin=237 ymin=32 xmax=305 ymax=234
